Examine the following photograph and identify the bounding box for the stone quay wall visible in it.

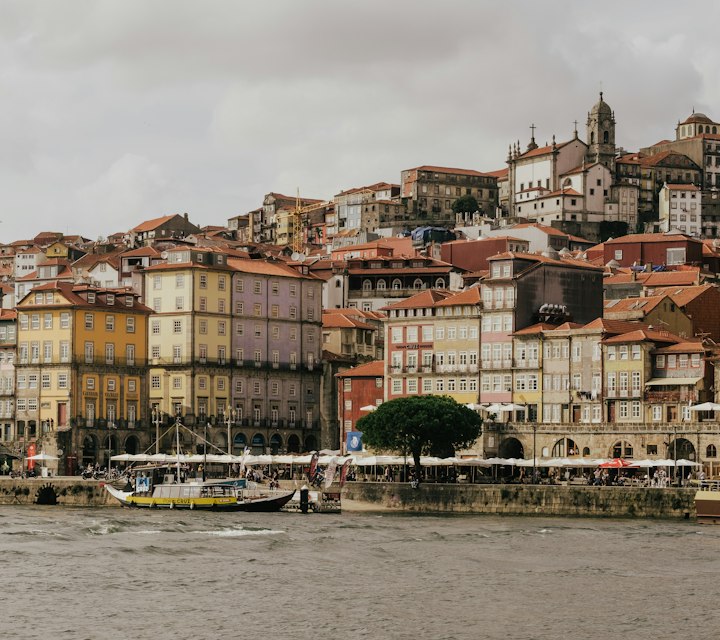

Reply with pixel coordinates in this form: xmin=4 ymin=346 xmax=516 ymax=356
xmin=341 ymin=483 xmax=696 ymax=519
xmin=0 ymin=478 xmax=115 ymax=507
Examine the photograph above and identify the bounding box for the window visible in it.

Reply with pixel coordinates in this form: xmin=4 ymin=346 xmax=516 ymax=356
xmin=41 ymin=373 xmax=50 ymax=390
xmin=631 ymin=345 xmax=641 ymax=360
xmin=253 ymin=280 xmax=261 ymax=294
xmin=105 ymin=343 xmax=115 ymax=365
xmin=199 ymin=319 xmax=207 ymax=334
xmin=126 ymin=317 xmax=135 ymax=333
xmin=218 ymin=276 xmax=226 ymax=291
xmin=152 ymin=320 xmax=160 ymax=335
xmin=106 ymin=315 xmax=115 ymax=331
xmin=126 ymin=344 xmax=135 ymax=365
xmin=85 ymin=313 xmax=93 ymax=330
xmin=44 ymin=313 xmax=52 ymax=329
xmin=175 ymin=297 xmax=184 ymax=311
xmin=173 ymin=320 xmax=182 ymax=334
xmin=151 ymin=375 xmax=161 ymax=389
xmin=175 ymin=274 xmax=184 ymax=288
xmin=60 ymin=312 xmax=70 ymax=329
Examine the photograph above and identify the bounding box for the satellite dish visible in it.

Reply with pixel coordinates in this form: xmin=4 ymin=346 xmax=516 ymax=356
xmin=290 ymin=252 xmax=301 ymax=262
xmin=57 ymin=449 xmax=64 ymax=456
xmin=160 ymin=251 xmax=169 ymax=259
xmin=296 ymin=253 xmax=306 ymax=263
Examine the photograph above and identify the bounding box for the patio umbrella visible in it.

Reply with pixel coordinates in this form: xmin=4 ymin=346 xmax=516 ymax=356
xmin=675 ymin=458 xmax=701 ymax=467
xmin=689 ymin=402 xmax=720 ymax=411
xmin=599 ymin=458 xmax=632 ymax=468
xmin=501 ymin=403 xmax=526 ymax=411
xmin=26 ymin=452 xmax=59 ymax=476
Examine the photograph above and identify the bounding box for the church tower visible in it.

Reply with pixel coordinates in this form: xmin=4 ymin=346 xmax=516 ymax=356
xmin=586 ymin=92 xmax=616 ymax=172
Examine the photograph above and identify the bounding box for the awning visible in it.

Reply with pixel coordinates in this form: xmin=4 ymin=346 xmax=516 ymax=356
xmin=645 ymin=377 xmax=702 ymax=387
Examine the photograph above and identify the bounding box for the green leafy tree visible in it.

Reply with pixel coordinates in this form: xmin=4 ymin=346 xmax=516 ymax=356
xmin=451 ymin=194 xmax=480 ymax=215
xmin=356 ymin=395 xmax=482 ymax=482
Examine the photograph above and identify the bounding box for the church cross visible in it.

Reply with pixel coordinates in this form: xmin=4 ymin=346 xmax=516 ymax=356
xmin=530 ymin=123 xmax=536 ymax=139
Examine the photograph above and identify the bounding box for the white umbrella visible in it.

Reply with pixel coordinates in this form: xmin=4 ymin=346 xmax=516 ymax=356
xmin=483 ymin=404 xmax=507 ymax=413
xmin=26 ymin=453 xmax=59 ymax=461
xmin=359 ymin=405 xmax=377 ymax=412
xmin=501 ymin=403 xmax=526 ymax=411
xmin=465 ymin=403 xmax=481 ymax=411
xmin=675 ymin=458 xmax=701 ymax=467
xmin=689 ymin=402 xmax=720 ymax=411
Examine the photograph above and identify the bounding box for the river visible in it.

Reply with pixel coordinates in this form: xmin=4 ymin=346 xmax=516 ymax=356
xmin=1 ymin=506 xmax=717 ymax=639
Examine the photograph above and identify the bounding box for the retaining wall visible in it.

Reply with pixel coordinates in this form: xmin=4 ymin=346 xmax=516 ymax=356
xmin=0 ymin=478 xmax=115 ymax=506
xmin=341 ymin=482 xmax=696 ymax=519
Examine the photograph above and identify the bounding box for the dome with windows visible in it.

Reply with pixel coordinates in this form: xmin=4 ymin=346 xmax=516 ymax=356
xmin=682 ymin=112 xmax=713 ymax=125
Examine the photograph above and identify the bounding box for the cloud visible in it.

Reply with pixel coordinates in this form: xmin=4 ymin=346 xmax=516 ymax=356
xmin=0 ymin=1 xmax=719 ymax=240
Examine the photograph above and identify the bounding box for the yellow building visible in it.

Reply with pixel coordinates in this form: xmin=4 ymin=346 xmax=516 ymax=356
xmin=15 ymin=282 xmax=151 ymax=472
xmin=144 ymin=247 xmax=233 ymax=426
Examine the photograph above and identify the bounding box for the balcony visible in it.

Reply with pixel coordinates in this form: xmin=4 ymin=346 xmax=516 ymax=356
xmin=645 ymin=390 xmax=697 ymax=403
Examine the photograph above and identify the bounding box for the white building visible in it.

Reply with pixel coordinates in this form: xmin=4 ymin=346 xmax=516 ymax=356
xmin=659 ymin=183 xmax=701 ymax=236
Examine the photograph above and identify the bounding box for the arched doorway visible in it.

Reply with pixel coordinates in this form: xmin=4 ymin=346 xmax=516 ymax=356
xmin=124 ymin=435 xmax=139 ymax=455
xmin=287 ymin=434 xmax=300 ymax=454
xmin=668 ymin=437 xmax=695 ymax=461
xmin=270 ymin=434 xmax=282 ymax=455
xmin=552 ymin=437 xmax=579 ymax=457
xmin=233 ymin=433 xmax=247 ymax=455
xmin=82 ymin=435 xmax=97 ymax=466
xmin=304 ymin=435 xmax=317 ymax=452
xmin=498 ymin=437 xmax=524 ymax=459
xmin=251 ymin=433 xmax=265 ymax=454
xmin=610 ymin=440 xmax=634 ymax=459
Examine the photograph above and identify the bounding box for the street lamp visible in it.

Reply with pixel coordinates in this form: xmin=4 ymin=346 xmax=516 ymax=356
xmin=532 ymin=422 xmax=537 ymax=484
xmin=151 ymin=407 xmax=161 ymax=454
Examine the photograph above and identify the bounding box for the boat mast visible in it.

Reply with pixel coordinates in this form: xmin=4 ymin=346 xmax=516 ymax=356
xmin=175 ymin=412 xmax=182 ymax=483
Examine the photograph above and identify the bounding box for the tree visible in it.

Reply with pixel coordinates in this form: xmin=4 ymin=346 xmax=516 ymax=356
xmin=451 ymin=194 xmax=480 ymax=215
xmin=356 ymin=395 xmax=482 ymax=482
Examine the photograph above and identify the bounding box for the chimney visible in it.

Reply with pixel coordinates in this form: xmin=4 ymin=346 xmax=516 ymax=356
xmin=184 ymin=212 xmax=189 ymax=221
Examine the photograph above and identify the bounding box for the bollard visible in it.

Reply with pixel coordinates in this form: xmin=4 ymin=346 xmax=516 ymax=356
xmin=300 ymin=485 xmax=309 ymax=514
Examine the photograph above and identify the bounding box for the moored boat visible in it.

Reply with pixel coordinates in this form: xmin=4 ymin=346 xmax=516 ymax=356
xmin=694 ymin=484 xmax=720 ymax=523
xmin=105 ymin=478 xmax=294 ymax=511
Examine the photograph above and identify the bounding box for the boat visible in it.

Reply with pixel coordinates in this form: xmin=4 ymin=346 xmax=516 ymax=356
xmin=104 ymin=415 xmax=294 ymax=512
xmin=105 ymin=478 xmax=294 ymax=511
xmin=694 ymin=482 xmax=720 ymax=523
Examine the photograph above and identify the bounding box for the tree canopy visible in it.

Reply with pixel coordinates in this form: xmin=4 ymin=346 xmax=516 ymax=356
xmin=356 ymin=395 xmax=482 ymax=481
xmin=451 ymin=194 xmax=479 ymax=215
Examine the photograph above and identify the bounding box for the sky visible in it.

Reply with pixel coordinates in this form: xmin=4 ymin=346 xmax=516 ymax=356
xmin=0 ymin=0 xmax=718 ymax=242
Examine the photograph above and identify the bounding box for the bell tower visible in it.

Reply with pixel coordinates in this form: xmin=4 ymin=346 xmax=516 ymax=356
xmin=586 ymin=92 xmax=616 ymax=172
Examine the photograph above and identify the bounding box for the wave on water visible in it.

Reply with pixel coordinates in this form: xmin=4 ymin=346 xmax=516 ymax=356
xmin=204 ymin=527 xmax=285 ymax=538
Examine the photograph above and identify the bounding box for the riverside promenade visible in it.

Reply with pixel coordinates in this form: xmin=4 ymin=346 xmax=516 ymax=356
xmin=0 ymin=476 xmax=696 ymax=518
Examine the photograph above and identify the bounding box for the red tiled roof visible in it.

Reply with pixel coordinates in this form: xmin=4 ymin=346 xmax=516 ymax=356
xmin=605 ymin=232 xmax=695 ymax=244
xmin=131 ymin=214 xmax=177 ymax=233
xmin=512 ymin=322 xmax=559 ymax=336
xmin=652 ymin=341 xmax=705 ymax=354
xmin=516 ymin=139 xmax=576 ymax=160
xmin=336 ymin=360 xmax=385 ymax=378
xmin=434 ymin=287 xmax=482 ymax=306
xmin=382 ymin=289 xmax=454 ymax=310
xmin=602 ymin=328 xmax=682 ymax=345
xmin=228 ymin=257 xmax=313 ymax=279
xmin=510 ymin=223 xmax=568 ymax=237
xmin=664 ymin=183 xmax=700 ymax=191
xmin=485 ymin=168 xmax=509 ymax=179
xmin=406 ymin=165 xmax=494 ymax=178
xmin=603 ymin=295 xmax=668 ymax=313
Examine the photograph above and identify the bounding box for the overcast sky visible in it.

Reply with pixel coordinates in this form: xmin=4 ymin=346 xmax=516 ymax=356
xmin=0 ymin=1 xmax=718 ymax=241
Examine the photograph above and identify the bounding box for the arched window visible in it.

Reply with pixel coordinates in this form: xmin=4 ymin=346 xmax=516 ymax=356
xmin=376 ymin=279 xmax=387 ymax=291
xmin=590 ymin=131 xmax=595 ymax=145
xmin=287 ymin=434 xmax=300 ymax=454
xmin=413 ymin=278 xmax=423 ymax=289
xmin=707 ymin=444 xmax=717 ymax=458
xmin=391 ymin=279 xmax=402 ymax=290
xmin=611 ymin=440 xmax=634 ymax=459
xmin=582 ymin=446 xmax=591 ymax=457
xmin=251 ymin=433 xmax=265 ymax=454
xmin=552 ymin=437 xmax=579 ymax=457
xmin=435 ymin=278 xmax=446 ymax=289
xmin=270 ymin=433 xmax=283 ymax=455
xmin=714 ymin=126 xmax=718 ymax=134
xmin=603 ymin=130 xmax=609 ymax=144
xmin=699 ymin=125 xmax=704 ymax=133
xmin=233 ymin=432 xmax=247 ymax=454
xmin=362 ymin=279 xmax=372 ymax=291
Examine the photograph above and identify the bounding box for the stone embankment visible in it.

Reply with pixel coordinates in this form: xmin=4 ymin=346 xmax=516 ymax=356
xmin=0 ymin=477 xmax=697 ymax=519
xmin=341 ymin=482 xmax=696 ymax=519
xmin=0 ymin=477 xmax=115 ymax=506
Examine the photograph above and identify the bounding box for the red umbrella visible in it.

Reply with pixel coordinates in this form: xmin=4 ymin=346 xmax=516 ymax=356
xmin=599 ymin=458 xmax=632 ymax=468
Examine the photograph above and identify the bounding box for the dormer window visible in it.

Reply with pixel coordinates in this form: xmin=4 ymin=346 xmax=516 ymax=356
xmin=125 ymin=296 xmax=133 ymax=307
xmin=217 ymin=255 xmax=224 ymax=264
xmin=107 ymin=294 xmax=115 ymax=305
xmin=87 ymin=292 xmax=96 ymax=303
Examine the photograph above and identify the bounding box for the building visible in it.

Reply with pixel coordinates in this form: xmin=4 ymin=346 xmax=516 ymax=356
xmin=336 ymin=360 xmax=385 ymax=452
xmin=400 ymin=165 xmax=498 ymax=226
xmin=603 ymin=294 xmax=693 ymax=338
xmin=659 ymin=184 xmax=702 ymax=235
xmin=345 ymin=254 xmax=463 ymax=312
xmin=333 ymin=183 xmax=402 ymax=236
xmin=439 ymin=236 xmax=530 ymax=273
xmin=127 ymin=213 xmax=200 ymax=247
xmin=15 ymin=283 xmax=151 ymax=474
xmin=603 ymin=233 xmax=704 ymax=268
xmin=322 ymin=308 xmax=385 ymax=362
xmin=0 ymin=310 xmax=16 ymax=445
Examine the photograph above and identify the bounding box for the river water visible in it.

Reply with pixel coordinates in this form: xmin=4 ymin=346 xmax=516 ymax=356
xmin=1 ymin=506 xmax=717 ymax=640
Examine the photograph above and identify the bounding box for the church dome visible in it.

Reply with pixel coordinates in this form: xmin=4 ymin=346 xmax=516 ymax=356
xmin=590 ymin=92 xmax=612 ymax=117
xmin=683 ymin=112 xmax=713 ymax=125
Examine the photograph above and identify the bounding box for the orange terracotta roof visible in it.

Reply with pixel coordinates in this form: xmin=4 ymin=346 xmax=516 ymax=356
xmin=487 ymin=251 xmax=602 ymax=271
xmin=662 ymin=284 xmax=715 ymax=306
xmin=485 ymin=168 xmax=508 ymax=179
xmin=652 ymin=341 xmax=705 ymax=354
xmin=605 ymin=232 xmax=695 ymax=244
xmin=382 ymin=289 xmax=454 ymax=310
xmin=512 ymin=322 xmax=560 ymax=336
xmin=602 ymin=328 xmax=682 ymax=345
xmin=664 ymin=183 xmax=700 ymax=191
xmin=603 ymin=295 xmax=668 ymax=313
xmin=434 ymin=287 xmax=482 ymax=306
xmin=120 ymin=246 xmax=161 ymax=258
xmin=131 ymin=214 xmax=177 ymax=233
xmin=336 ymin=360 xmax=385 ymax=378
xmin=406 ymin=165 xmax=494 ymax=178
xmin=322 ymin=314 xmax=375 ymax=330
xmin=228 ymin=257 xmax=313 ymax=279
xmin=510 ymin=223 xmax=568 ymax=236
xmin=581 ymin=318 xmax=649 ymax=334
xmin=516 ymin=139 xmax=575 ymax=160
